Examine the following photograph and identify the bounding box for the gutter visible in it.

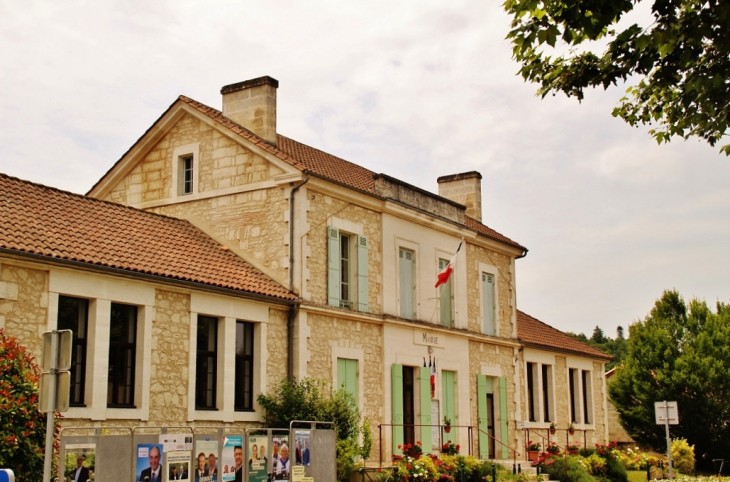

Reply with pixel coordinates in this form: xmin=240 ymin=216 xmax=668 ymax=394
xmin=287 ymin=174 xmax=310 ymax=381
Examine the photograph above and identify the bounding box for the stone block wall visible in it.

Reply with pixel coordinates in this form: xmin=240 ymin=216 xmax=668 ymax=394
xmin=149 ymin=187 xmax=290 ymax=285
xmin=465 ymin=244 xmax=514 ymax=337
xmin=105 ymin=113 xmax=284 ymax=206
xmin=0 ymin=263 xmax=48 ymax=355
xmin=305 ymin=313 xmax=384 ymax=456
xmin=150 ymin=289 xmax=191 ymax=424
xmin=265 ymin=308 xmax=289 ymax=393
xmin=468 ymin=341 xmax=518 ymax=456
xmin=305 ymin=189 xmax=382 ymax=312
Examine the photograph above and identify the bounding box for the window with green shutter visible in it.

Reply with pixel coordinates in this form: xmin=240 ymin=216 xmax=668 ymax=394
xmin=337 ymin=358 xmax=358 ymax=405
xmin=482 ymin=273 xmax=496 ymax=335
xmin=442 ymin=370 xmax=457 ymax=439
xmin=399 ymin=248 xmax=415 ymax=320
xmin=328 ymin=227 xmax=368 ymax=312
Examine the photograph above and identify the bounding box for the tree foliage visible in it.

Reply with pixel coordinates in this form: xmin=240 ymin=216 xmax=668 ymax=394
xmin=257 ymin=378 xmax=372 ymax=481
xmin=567 ymin=325 xmax=628 ymax=370
xmin=0 ymin=328 xmax=54 ymax=481
xmin=504 ymin=0 xmax=730 ymax=155
xmin=608 ymin=290 xmax=730 ymax=460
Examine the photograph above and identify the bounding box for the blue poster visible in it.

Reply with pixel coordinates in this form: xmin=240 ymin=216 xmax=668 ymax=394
xmin=136 ymin=444 xmax=164 ymax=482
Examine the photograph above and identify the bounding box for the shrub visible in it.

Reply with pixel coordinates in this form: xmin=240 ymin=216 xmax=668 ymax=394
xmin=605 ymin=454 xmax=628 ymax=482
xmin=0 ymin=329 xmax=58 ymax=482
xmin=257 ymin=378 xmax=370 ymax=481
xmin=544 ymin=455 xmax=597 ymax=482
xmin=671 ymin=438 xmax=695 ymax=475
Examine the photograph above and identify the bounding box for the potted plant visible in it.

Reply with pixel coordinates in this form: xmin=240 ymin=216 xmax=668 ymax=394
xmin=526 ymin=441 xmax=541 ymax=461
xmin=549 ymin=422 xmax=556 ymax=435
xmin=567 ymin=442 xmax=580 ymax=455
xmin=443 ymin=416 xmax=452 ymax=433
xmin=546 ymin=441 xmax=560 ymax=455
xmin=568 ymin=422 xmax=575 ymax=435
xmin=442 ymin=440 xmax=460 ymax=456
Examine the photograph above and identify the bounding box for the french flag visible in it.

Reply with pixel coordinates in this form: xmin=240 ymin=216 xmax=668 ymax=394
xmin=434 ymin=240 xmax=463 ymax=288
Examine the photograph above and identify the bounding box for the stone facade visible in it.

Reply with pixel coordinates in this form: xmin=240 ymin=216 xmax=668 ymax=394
xmin=304 ymin=188 xmax=383 ymax=312
xmin=465 ymin=244 xmax=514 ymax=337
xmin=0 ymin=263 xmax=48 ymax=355
xmin=150 ymin=289 xmax=191 ymax=424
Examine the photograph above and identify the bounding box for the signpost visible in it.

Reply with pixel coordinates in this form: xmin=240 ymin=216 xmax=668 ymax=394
xmin=39 ymin=330 xmax=72 ymax=482
xmin=655 ymin=401 xmax=679 ymax=480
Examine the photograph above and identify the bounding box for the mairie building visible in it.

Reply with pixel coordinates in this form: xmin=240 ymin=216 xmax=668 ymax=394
xmin=0 ymin=76 xmax=611 ymax=464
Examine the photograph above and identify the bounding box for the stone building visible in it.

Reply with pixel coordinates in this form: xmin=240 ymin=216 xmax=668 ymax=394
xmin=0 ymin=76 xmax=611 ymax=463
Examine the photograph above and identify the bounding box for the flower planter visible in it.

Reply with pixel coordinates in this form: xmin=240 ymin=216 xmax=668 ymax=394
xmin=568 ymin=449 xmax=579 ymax=455
xmin=528 ymin=450 xmax=540 ymax=461
xmin=549 ymin=428 xmax=556 ymax=435
xmin=568 ymin=429 xmax=575 ymax=435
xmin=444 ymin=427 xmax=451 ymax=434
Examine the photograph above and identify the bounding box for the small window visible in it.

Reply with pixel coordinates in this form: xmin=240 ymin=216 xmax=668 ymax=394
xmin=340 ymin=234 xmax=351 ymax=307
xmin=542 ymin=364 xmax=553 ymax=423
xmin=57 ymin=296 xmax=89 ymax=407
xmin=569 ymin=368 xmax=580 ymax=423
xmin=235 ymin=321 xmax=254 ymax=411
xmin=181 ymin=155 xmax=194 ymax=195
xmin=196 ymin=315 xmax=218 ymax=410
xmin=526 ymin=362 xmax=537 ymax=422
xmin=108 ymin=303 xmax=137 ymax=407
xmin=582 ymin=370 xmax=593 ymax=424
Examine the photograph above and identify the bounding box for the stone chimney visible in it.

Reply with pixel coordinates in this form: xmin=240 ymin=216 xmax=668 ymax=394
xmin=437 ymin=171 xmax=482 ymax=222
xmin=221 ymin=76 xmax=278 ymax=145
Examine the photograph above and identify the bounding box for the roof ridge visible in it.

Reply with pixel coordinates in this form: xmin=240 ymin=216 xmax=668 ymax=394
xmin=2 ymin=172 xmax=197 ymax=226
xmin=517 ymin=309 xmax=612 ymax=359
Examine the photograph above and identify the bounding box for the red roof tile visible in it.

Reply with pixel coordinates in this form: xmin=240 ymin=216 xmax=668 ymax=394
xmin=517 ymin=310 xmax=612 ymax=360
xmin=176 ymin=96 xmax=525 ymax=251
xmin=0 ymin=173 xmax=295 ymax=301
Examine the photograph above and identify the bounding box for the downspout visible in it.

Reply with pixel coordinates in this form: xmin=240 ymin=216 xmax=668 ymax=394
xmin=288 ymin=174 xmax=310 ymax=382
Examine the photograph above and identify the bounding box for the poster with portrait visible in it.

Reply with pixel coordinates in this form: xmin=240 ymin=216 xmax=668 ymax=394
xmin=271 ymin=435 xmax=290 ymax=481
xmin=136 ymin=443 xmax=164 ymax=482
xmin=166 ymin=450 xmax=191 ymax=481
xmin=220 ymin=436 xmax=243 ymax=482
xmin=64 ymin=443 xmax=96 ymax=482
xmin=194 ymin=440 xmax=219 ymax=482
xmin=293 ymin=430 xmax=310 ymax=467
xmin=248 ymin=435 xmax=269 ymax=482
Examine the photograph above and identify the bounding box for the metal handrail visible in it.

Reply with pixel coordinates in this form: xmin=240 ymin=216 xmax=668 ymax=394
xmin=523 ymin=427 xmax=592 ymax=453
xmin=476 ymin=426 xmax=520 ymax=466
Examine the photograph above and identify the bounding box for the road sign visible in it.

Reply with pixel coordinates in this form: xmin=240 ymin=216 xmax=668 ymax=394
xmin=655 ymin=401 xmax=679 ymax=425
xmin=41 ymin=330 xmax=72 ymax=372
xmin=0 ymin=469 xmax=15 ymax=482
xmin=39 ymin=372 xmax=70 ymax=412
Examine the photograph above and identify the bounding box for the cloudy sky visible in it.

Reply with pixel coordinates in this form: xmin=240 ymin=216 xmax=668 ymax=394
xmin=1 ymin=0 xmax=728 ymax=336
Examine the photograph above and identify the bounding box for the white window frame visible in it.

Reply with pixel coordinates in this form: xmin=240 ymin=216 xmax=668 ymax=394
xmin=46 ymin=269 xmax=154 ymax=421
xmin=172 ymin=143 xmax=200 ymax=198
xmin=327 ymin=218 xmax=368 ymax=312
xmin=523 ymin=351 xmax=556 ymax=427
xmin=566 ymin=357 xmax=595 ymax=428
xmin=478 ymin=262 xmax=499 ymax=337
xmin=187 ymin=291 xmax=269 ymax=423
xmin=396 ymin=238 xmax=419 ymax=320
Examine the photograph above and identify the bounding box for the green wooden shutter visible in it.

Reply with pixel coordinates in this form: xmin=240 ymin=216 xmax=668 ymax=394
xmin=337 ymin=358 xmax=358 ymax=405
xmin=482 ymin=273 xmax=495 ymax=335
xmin=328 ymin=227 xmax=341 ymax=307
xmin=442 ymin=370 xmax=457 ymax=440
xmin=439 ymin=259 xmax=453 ymax=327
xmin=357 ymin=235 xmax=369 ymax=312
xmin=399 ymin=249 xmax=414 ymax=319
xmin=477 ymin=375 xmax=489 ymax=459
xmin=499 ymin=376 xmax=509 ymax=459
xmin=392 ymin=364 xmax=404 ymax=454
xmin=419 ymin=366 xmax=432 ymax=450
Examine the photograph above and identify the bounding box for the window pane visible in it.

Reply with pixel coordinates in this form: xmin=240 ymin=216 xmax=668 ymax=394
xmin=108 ymin=303 xmax=137 ymax=407
xmin=196 ymin=315 xmax=218 ymax=409
xmin=235 ymin=321 xmax=254 ymax=411
xmin=57 ymin=296 xmax=88 ymax=406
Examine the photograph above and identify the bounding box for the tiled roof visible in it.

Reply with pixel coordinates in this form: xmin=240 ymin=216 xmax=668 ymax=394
xmin=0 ymin=173 xmax=295 ymax=301
xmin=177 ymin=96 xmax=525 ymax=251
xmin=517 ymin=310 xmax=612 ymax=360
